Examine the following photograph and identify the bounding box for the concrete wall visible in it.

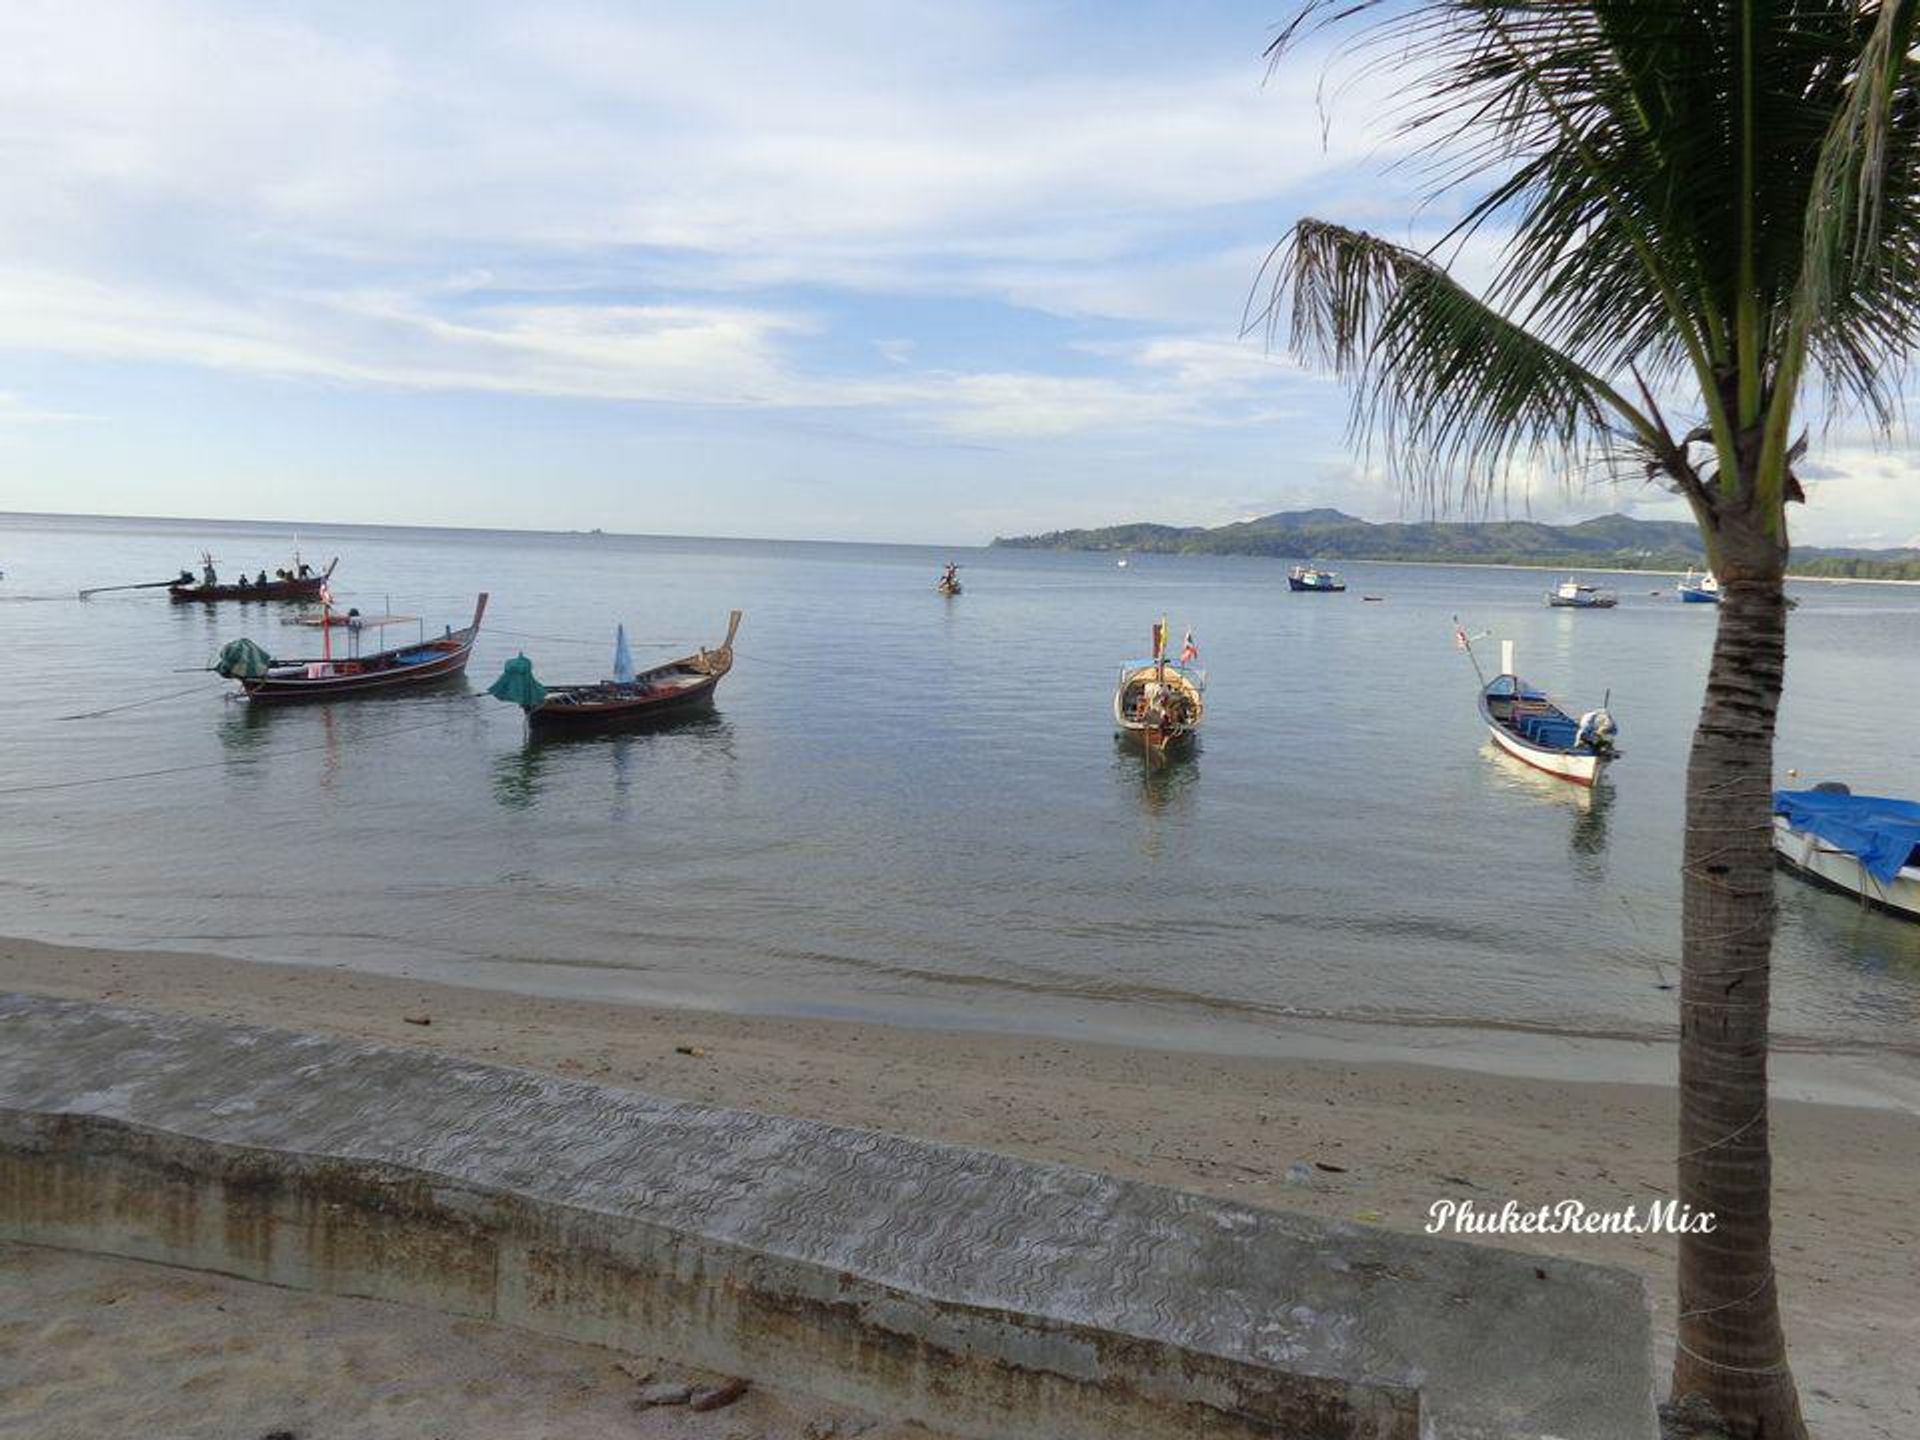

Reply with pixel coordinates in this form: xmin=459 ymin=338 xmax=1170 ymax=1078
xmin=0 ymin=994 xmax=1657 ymax=1440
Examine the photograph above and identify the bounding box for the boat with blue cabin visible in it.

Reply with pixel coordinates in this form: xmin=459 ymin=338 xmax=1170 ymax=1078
xmin=1288 ymin=564 xmax=1346 ymax=592
xmin=1676 ymin=568 xmax=1721 ymax=603
xmin=1773 ymin=785 xmax=1920 ymax=920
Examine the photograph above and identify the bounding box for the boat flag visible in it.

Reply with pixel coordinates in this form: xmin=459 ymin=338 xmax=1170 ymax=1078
xmin=612 ymin=623 xmax=635 ymax=684
xmin=1151 ymin=619 xmax=1165 ymax=660
xmin=1180 ymin=628 xmax=1198 ymax=663
xmin=1454 ymin=623 xmax=1469 ymax=650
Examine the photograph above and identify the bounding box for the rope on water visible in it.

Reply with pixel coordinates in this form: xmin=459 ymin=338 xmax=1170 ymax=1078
xmin=56 ymin=680 xmax=228 ymax=722
xmin=488 ymin=626 xmax=692 ymax=649
xmin=0 ymin=708 xmax=475 ymax=797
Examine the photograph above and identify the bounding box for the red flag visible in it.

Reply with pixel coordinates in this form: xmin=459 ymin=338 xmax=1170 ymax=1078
xmin=1454 ymin=624 xmax=1469 ymax=650
xmin=1180 ymin=629 xmax=1198 ymax=663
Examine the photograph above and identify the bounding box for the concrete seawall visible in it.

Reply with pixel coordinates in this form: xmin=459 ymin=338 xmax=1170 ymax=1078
xmin=0 ymin=993 xmax=1656 ymax=1439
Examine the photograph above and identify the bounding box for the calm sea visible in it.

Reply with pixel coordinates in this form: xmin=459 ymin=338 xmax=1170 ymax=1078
xmin=2 ymin=512 xmax=1915 ymax=1057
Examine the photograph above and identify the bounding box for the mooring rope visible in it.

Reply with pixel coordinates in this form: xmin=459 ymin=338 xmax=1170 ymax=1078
xmin=55 ymin=681 xmax=228 ymax=722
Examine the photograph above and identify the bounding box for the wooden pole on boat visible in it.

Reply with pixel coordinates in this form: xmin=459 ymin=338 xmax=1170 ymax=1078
xmin=77 ymin=578 xmax=178 ymax=598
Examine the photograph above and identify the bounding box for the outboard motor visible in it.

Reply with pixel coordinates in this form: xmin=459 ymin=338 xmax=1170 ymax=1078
xmin=1576 ymin=708 xmax=1618 ymax=750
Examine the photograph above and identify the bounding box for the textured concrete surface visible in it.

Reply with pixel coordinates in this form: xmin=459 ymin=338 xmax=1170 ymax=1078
xmin=0 ymin=993 xmax=1656 ymax=1439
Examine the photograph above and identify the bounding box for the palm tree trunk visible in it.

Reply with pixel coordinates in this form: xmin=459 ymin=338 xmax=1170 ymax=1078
xmin=1671 ymin=540 xmax=1806 ymax=1439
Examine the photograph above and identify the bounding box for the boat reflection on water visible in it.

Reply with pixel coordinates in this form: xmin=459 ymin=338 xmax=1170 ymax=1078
xmin=493 ymin=711 xmax=735 ymax=813
xmin=1114 ymin=733 xmax=1201 ymax=814
xmin=1480 ymin=742 xmax=1613 ymax=876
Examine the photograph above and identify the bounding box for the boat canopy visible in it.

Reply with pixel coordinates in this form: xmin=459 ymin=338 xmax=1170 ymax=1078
xmin=213 ymin=638 xmax=274 ymax=678
xmin=1118 ymin=659 xmax=1205 ymax=684
xmin=488 ymin=653 xmax=548 ymax=709
xmin=1775 ymin=789 xmax=1920 ymax=884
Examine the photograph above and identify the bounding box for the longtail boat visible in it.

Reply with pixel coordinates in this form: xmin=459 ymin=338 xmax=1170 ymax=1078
xmin=491 ymin=611 xmax=741 ymax=733
xmin=936 ymin=562 xmax=963 ymax=596
xmin=1457 ymin=623 xmax=1618 ymax=787
xmin=215 ymin=594 xmax=487 ymax=703
xmin=171 ymin=555 xmax=337 ymax=603
xmin=1113 ymin=619 xmax=1204 ymax=752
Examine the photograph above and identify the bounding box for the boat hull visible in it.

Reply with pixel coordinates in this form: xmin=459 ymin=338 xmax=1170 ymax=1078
xmin=1677 ymin=588 xmax=1720 ymax=604
xmin=1546 ymin=595 xmax=1617 ymax=608
xmin=1772 ymin=816 xmax=1920 ymax=920
xmin=1287 ymin=577 xmax=1345 ymax=592
xmin=1483 ymin=718 xmax=1602 ymax=786
xmin=240 ymin=644 xmax=474 ymax=703
xmin=527 ymin=672 xmax=723 ymax=732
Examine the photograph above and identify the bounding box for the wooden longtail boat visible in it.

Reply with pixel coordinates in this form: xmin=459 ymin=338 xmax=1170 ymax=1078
xmin=171 ymin=556 xmax=337 ymax=603
xmin=215 ymin=594 xmax=487 ymax=703
xmin=494 ymin=612 xmax=741 ymax=733
xmin=936 ymin=563 xmax=963 ymax=596
xmin=1459 ymin=627 xmax=1618 ymax=787
xmin=1113 ymin=620 xmax=1204 ymax=752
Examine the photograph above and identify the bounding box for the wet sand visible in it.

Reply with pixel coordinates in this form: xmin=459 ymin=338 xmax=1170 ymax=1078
xmin=3 ymin=935 xmax=1915 ymax=1440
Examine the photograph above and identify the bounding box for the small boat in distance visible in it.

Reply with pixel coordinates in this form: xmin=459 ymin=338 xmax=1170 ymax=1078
xmin=171 ymin=553 xmax=337 ymax=603
xmin=1288 ymin=564 xmax=1345 ymax=592
xmin=215 ymin=594 xmax=486 ymax=702
xmin=1773 ymin=784 xmax=1920 ymax=921
xmin=1676 ymin=568 xmax=1721 ymax=604
xmin=937 ymin=562 xmax=963 ymax=596
xmin=493 ymin=612 xmax=741 ymax=733
xmin=1546 ymin=577 xmax=1618 ymax=609
xmin=1114 ymin=620 xmax=1204 ymax=752
xmin=1457 ymin=623 xmax=1617 ymax=787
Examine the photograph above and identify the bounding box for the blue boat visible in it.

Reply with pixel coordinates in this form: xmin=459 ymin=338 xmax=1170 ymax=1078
xmin=1676 ymin=568 xmax=1721 ymax=603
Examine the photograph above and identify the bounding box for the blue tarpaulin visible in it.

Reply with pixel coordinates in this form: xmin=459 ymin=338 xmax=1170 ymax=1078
xmin=1774 ymin=789 xmax=1920 ymax=884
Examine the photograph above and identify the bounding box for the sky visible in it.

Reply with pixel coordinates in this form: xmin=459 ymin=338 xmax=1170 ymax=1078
xmin=0 ymin=0 xmax=1914 ymax=546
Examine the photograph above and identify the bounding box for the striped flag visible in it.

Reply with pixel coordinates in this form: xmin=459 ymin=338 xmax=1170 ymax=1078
xmin=1180 ymin=628 xmax=1198 ymax=663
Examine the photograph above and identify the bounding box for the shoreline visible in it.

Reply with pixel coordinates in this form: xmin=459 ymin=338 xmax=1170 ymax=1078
xmin=3 ymin=933 xmax=1915 ymax=1439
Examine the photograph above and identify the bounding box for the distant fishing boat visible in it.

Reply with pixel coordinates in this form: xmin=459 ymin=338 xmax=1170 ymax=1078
xmin=1773 ymin=785 xmax=1920 ymax=920
xmin=1676 ymin=569 xmax=1721 ymax=604
xmin=936 ymin=562 xmax=963 ymax=596
xmin=215 ymin=594 xmax=486 ymax=702
xmin=171 ymin=553 xmax=336 ymax=603
xmin=1114 ymin=620 xmax=1204 ymax=752
xmin=1115 ymin=557 xmax=1130 ymax=568
xmin=1545 ymin=577 xmax=1618 ymax=608
xmin=1457 ymin=624 xmax=1617 ymax=787
xmin=1288 ymin=564 xmax=1345 ymax=592
xmin=492 ymin=612 xmax=740 ymax=733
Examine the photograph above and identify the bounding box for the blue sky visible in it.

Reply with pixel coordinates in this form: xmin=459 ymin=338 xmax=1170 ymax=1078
xmin=0 ymin=0 xmax=1913 ymax=545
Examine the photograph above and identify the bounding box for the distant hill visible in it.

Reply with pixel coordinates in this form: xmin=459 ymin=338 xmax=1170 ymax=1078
xmin=992 ymin=509 xmax=1920 ymax=580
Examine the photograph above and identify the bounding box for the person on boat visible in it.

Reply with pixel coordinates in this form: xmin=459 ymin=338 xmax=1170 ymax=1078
xmin=941 ymin=562 xmax=959 ymax=587
xmin=297 ymin=561 xmax=312 ymax=578
xmin=202 ymin=561 xmax=218 ymax=585
xmin=256 ymin=569 xmax=268 ymax=585
xmin=236 ymin=573 xmax=251 ymax=589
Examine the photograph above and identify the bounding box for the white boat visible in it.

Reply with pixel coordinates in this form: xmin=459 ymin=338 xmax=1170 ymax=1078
xmin=1677 ymin=568 xmax=1721 ymax=603
xmin=1546 ymin=577 xmax=1617 ymax=608
xmin=1773 ymin=786 xmax=1920 ymax=920
xmin=1463 ymin=634 xmax=1618 ymax=787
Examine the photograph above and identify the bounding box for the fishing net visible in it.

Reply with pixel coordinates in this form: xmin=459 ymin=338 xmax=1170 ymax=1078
xmin=213 ymin=638 xmax=274 ymax=678
xmin=488 ymin=653 xmax=548 ymax=708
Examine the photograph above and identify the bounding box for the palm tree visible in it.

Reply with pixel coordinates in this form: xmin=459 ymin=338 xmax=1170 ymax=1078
xmin=1257 ymin=4 xmax=1920 ymax=1435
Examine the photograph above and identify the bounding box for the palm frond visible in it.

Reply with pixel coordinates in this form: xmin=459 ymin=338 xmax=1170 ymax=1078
xmin=1252 ymin=218 xmax=1660 ymax=507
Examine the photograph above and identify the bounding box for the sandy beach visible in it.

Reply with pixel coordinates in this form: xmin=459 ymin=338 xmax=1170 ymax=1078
xmin=3 ymin=934 xmax=1915 ymax=1440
